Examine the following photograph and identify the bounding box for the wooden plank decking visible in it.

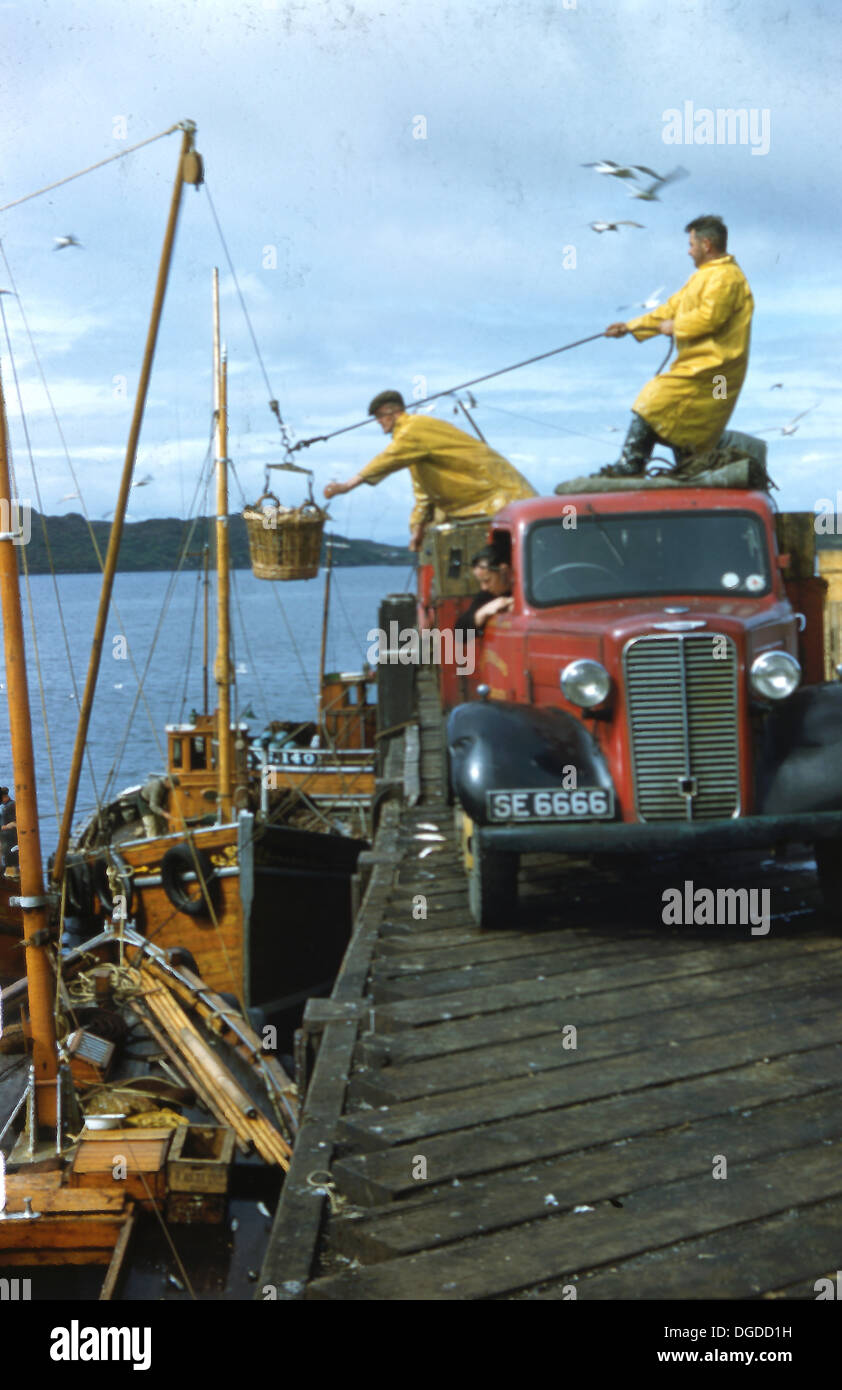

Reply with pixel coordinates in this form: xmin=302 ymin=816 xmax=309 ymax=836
xmin=259 ymin=671 xmax=842 ymax=1300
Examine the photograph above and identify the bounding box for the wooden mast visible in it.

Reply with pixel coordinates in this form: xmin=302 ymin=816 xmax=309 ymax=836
xmin=212 ymin=269 xmax=232 ymax=822
xmin=318 ymin=536 xmax=333 ymax=723
xmin=0 ymin=361 xmax=57 ymax=1127
xmin=52 ymin=122 xmax=201 ymax=891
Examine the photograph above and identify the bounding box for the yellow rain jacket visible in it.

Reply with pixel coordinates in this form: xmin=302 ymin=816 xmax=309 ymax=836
xmin=358 ymin=412 xmax=537 ymax=532
xmin=625 ymin=255 xmax=753 ymax=452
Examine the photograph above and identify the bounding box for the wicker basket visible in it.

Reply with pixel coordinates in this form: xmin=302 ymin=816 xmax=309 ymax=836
xmin=243 ymin=493 xmax=327 ymax=581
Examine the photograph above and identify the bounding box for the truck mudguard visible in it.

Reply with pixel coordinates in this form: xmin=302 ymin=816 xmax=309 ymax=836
xmin=756 ymin=683 xmax=842 ymax=816
xmin=447 ymin=700 xmax=615 ymax=824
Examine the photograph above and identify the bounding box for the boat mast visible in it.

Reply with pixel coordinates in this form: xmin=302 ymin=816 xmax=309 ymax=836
xmin=318 ymin=536 xmax=333 ymax=714
xmin=212 ymin=268 xmax=232 ymax=822
xmin=52 ymin=122 xmax=202 ymax=890
xmin=0 ymin=361 xmax=57 ymax=1126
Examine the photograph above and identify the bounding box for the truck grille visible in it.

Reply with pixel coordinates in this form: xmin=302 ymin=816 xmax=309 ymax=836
xmin=623 ymin=634 xmax=739 ymax=821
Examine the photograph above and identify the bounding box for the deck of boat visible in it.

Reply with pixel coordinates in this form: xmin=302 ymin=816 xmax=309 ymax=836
xmin=259 ymin=670 xmax=842 ymax=1300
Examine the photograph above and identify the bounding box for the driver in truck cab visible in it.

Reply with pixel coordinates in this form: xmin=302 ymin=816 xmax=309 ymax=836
xmin=455 ymin=543 xmax=514 ymax=637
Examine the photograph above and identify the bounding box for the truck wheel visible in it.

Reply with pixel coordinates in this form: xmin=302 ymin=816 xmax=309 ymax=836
xmin=814 ymin=840 xmax=842 ymax=924
xmin=468 ymin=831 xmax=519 ymax=930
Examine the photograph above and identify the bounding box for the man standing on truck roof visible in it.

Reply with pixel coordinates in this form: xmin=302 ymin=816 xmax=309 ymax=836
xmin=323 ymin=391 xmax=536 ymax=550
xmin=602 ymin=215 xmax=754 ymax=476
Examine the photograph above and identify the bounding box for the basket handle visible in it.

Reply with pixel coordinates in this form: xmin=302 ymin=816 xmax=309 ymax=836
xmin=251 ymin=492 xmax=281 ymax=509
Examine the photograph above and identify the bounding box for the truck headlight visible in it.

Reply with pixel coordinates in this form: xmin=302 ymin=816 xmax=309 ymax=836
xmin=560 ymin=659 xmax=611 ymax=709
xmin=750 ymin=651 xmax=801 ymax=700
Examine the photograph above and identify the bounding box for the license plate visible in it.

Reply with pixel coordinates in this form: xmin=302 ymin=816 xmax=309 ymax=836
xmin=486 ymin=788 xmax=614 ymax=822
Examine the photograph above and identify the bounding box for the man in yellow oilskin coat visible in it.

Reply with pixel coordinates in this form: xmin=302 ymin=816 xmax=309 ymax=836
xmin=602 ymin=215 xmax=753 ymax=476
xmin=323 ymin=391 xmax=536 ymax=550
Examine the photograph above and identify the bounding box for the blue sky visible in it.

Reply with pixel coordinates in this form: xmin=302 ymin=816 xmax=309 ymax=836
xmin=0 ymin=0 xmax=839 ymax=545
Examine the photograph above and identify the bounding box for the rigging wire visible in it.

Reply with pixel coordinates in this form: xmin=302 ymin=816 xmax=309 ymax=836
xmin=471 ymin=399 xmax=618 ymax=447
xmin=203 ymin=182 xmax=297 ymax=457
xmin=0 ymin=297 xmax=63 ymax=825
xmin=0 ymin=239 xmax=182 ymax=829
xmin=290 ymin=331 xmax=608 ymax=452
xmin=230 ymin=569 xmax=271 ymax=723
xmin=178 ymin=549 xmax=206 ymax=719
xmin=100 ymin=418 xmax=217 ymax=800
xmin=0 ymin=123 xmax=183 ymax=214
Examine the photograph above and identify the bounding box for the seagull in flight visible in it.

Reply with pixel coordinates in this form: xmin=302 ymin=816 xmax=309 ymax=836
xmin=132 ymin=473 xmax=154 ymax=488
xmin=770 ymin=382 xmax=784 ymax=389
xmin=59 ymin=491 xmax=80 ymax=503
xmin=618 ymin=286 xmax=665 ymax=310
xmin=628 ymin=166 xmax=689 ymax=201
xmin=53 ymin=235 xmax=83 ymax=251
xmin=581 ymin=160 xmax=640 ymax=180
xmin=590 ymin=220 xmax=644 ymax=233
xmin=758 ymin=406 xmax=817 ymax=436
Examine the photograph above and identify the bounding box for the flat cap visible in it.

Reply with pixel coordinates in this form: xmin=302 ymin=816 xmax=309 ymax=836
xmin=368 ymin=390 xmax=406 ymax=416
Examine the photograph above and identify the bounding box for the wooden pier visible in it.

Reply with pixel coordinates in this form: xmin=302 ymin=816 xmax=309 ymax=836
xmin=261 ymin=671 xmax=842 ymax=1300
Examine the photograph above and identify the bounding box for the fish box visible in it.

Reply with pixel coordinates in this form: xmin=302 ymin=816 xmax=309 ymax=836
xmin=166 ymin=1124 xmax=235 ymax=1195
xmin=68 ymin=1130 xmax=172 ymax=1208
xmin=165 ymin=1191 xmax=227 ymax=1225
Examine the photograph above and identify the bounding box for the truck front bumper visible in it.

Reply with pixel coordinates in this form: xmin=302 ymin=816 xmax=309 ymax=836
xmin=477 ymin=810 xmax=842 ymax=856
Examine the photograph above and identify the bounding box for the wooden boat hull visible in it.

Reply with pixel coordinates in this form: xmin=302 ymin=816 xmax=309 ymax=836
xmin=78 ymin=812 xmax=365 ymax=1025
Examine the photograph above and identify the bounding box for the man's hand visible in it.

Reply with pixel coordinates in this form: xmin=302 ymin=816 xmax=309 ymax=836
xmin=604 ymin=323 xmax=629 ymax=338
xmin=408 ymin=525 xmax=426 ymax=552
xmin=323 ymin=480 xmax=349 ymax=501
xmin=475 ymin=595 xmax=514 ymax=626
xmin=658 ymin=319 xmax=675 ymax=336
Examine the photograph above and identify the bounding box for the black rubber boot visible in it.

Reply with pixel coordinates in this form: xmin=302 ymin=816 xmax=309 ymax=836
xmin=600 ymin=413 xmax=658 ymax=477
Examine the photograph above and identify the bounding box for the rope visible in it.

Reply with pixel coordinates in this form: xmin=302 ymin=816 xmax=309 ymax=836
xmin=474 ymin=399 xmax=623 ymax=447
xmin=0 ymin=123 xmax=183 ymax=214
xmin=203 ymin=182 xmax=296 ymax=457
xmin=291 ymin=331 xmax=608 ymax=451
xmin=306 ymin=1170 xmax=347 ymax=1214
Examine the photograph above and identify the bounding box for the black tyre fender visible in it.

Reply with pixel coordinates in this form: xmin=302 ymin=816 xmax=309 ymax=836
xmin=160 ymin=843 xmax=221 ymax=919
xmin=92 ymin=855 xmax=134 ymax=916
xmin=64 ymin=857 xmax=94 ymax=917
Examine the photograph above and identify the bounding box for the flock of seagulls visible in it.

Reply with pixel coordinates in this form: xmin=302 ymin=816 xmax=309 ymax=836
xmin=584 ymin=161 xmax=689 ymax=233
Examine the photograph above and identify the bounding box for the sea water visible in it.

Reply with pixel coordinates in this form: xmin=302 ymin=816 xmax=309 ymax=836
xmin=0 ymin=564 xmax=411 ymax=853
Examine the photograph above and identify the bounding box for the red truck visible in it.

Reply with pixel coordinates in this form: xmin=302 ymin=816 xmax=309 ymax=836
xmin=421 ymin=486 xmax=842 ymax=928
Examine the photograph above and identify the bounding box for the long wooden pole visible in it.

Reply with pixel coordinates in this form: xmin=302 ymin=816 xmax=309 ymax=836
xmin=318 ymin=537 xmax=333 ymax=711
xmin=212 ymin=269 xmax=232 ymax=822
xmin=52 ymin=124 xmax=199 ymax=889
xmin=0 ymin=364 xmax=57 ymax=1123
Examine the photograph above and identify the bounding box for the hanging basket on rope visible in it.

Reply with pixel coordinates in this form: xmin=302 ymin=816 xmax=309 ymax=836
xmin=243 ymin=490 xmax=327 ymax=581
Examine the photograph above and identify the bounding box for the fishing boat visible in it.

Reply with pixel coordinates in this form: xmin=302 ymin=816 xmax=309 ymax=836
xmin=27 ymin=134 xmax=375 ymax=1033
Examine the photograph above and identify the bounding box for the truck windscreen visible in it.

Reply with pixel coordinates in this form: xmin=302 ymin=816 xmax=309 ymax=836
xmin=526 ymin=511 xmax=771 ymax=606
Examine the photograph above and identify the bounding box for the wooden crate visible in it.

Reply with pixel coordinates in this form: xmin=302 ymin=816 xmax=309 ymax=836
xmin=68 ymin=1130 xmax=172 ymax=1207
xmin=167 ymin=1124 xmax=235 ymax=1194
xmin=165 ymin=1191 xmax=227 ymax=1224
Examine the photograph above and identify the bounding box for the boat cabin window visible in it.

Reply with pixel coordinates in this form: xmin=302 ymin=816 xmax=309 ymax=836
xmin=171 ymin=738 xmax=183 ymax=769
xmin=191 ymin=737 xmax=208 ymax=770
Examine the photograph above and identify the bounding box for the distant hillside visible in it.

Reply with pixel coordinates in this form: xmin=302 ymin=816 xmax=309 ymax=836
xmin=18 ymin=510 xmax=414 ymax=574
